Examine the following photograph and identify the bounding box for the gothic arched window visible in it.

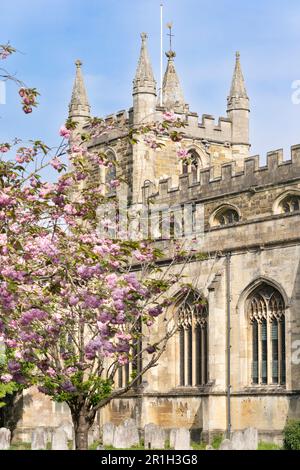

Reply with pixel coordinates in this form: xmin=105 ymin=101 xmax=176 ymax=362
xmin=182 ymin=150 xmax=201 ymax=183
xmin=190 ymin=151 xmax=199 ymax=183
xmin=273 ymin=192 xmax=300 ymax=215
xmin=247 ymin=283 xmax=286 ymax=385
xmin=177 ymin=291 xmax=208 ymax=387
xmin=211 ymin=205 xmax=240 ymax=227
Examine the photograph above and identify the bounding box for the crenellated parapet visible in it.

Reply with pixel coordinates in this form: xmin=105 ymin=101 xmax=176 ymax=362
xmin=181 ymin=113 xmax=232 ymax=143
xmin=143 ymin=145 xmax=300 ymax=205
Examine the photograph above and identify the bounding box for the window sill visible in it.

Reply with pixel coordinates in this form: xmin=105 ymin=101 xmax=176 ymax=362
xmin=243 ymin=384 xmax=286 ymax=393
xmin=173 ymin=384 xmax=213 ymax=393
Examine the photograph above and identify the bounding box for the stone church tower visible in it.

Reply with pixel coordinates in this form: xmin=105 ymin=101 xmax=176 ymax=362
xmin=13 ymin=32 xmax=300 ymax=445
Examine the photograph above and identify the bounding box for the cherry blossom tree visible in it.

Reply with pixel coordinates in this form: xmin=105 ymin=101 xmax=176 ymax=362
xmin=0 ymin=44 xmax=201 ymax=449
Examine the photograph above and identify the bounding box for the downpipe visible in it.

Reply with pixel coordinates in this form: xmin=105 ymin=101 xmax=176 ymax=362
xmin=226 ymin=252 xmax=232 ymax=439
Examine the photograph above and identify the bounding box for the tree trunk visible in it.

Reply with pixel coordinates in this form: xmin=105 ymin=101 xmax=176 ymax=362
xmin=71 ymin=407 xmax=94 ymax=450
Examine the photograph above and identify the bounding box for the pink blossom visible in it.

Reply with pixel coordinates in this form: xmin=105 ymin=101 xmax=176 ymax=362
xmin=39 ymin=182 xmax=56 ymax=198
xmin=46 ymin=367 xmax=56 ymax=378
xmin=0 ymin=374 xmax=13 ymax=383
xmin=1 ymin=267 xmax=25 ymax=281
xmin=50 ymin=157 xmax=63 ymax=170
xmin=110 ymin=260 xmax=120 ymax=268
xmin=109 ymin=179 xmax=120 ymax=188
xmin=133 ymin=250 xmax=153 ymax=262
xmin=105 ymin=273 xmax=118 ymax=288
xmin=177 ymin=148 xmax=189 ymax=160
xmin=117 ymin=355 xmax=129 ymax=365
xmin=0 ymin=191 xmax=16 ymax=208
xmin=64 ymin=204 xmax=77 ymax=215
xmin=124 ymin=273 xmax=141 ymax=290
xmin=57 ymin=176 xmax=73 ymax=192
xmin=61 ymin=381 xmax=76 ymax=393
xmin=0 ymin=144 xmax=10 ymax=153
xmin=77 ymin=265 xmax=94 ymax=279
xmin=59 ymin=125 xmax=71 ymax=139
xmin=98 ymin=312 xmax=113 ymax=323
xmin=29 ymin=177 xmax=38 ymax=188
xmin=163 ymin=111 xmax=177 ymax=122
xmin=65 ymin=367 xmax=77 ymax=375
xmin=15 ymin=147 xmax=36 ymax=164
xmin=71 ymin=145 xmax=81 ymax=153
xmin=69 ymin=296 xmax=79 ymax=306
xmin=0 ymin=234 xmax=7 ymax=246
xmin=148 ymin=305 xmax=163 ymax=317
xmin=20 ymin=308 xmax=48 ymax=325
xmin=8 ymin=360 xmax=21 ymax=373
xmin=75 ymin=172 xmax=86 ymax=181
xmin=5 ymin=339 xmax=18 ymax=348
xmin=116 ymin=332 xmax=131 ymax=341
xmin=83 ymin=294 xmax=101 ymax=309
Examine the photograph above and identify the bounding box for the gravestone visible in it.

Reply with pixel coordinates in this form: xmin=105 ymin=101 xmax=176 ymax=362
xmin=124 ymin=419 xmax=139 ymax=447
xmin=88 ymin=424 xmax=100 ymax=447
xmin=169 ymin=428 xmax=177 ymax=449
xmin=113 ymin=419 xmax=139 ymax=449
xmin=51 ymin=428 xmax=68 ymax=450
xmin=103 ymin=422 xmax=115 ymax=447
xmin=243 ymin=427 xmax=258 ymax=450
xmin=231 ymin=430 xmax=245 ymax=450
xmin=229 ymin=427 xmax=258 ymax=450
xmin=0 ymin=428 xmax=11 ymax=450
xmin=113 ymin=424 xmax=127 ymax=449
xmin=219 ymin=438 xmax=232 ymax=450
xmin=31 ymin=427 xmax=47 ymax=450
xmin=149 ymin=426 xmax=166 ymax=449
xmin=58 ymin=420 xmax=73 ymax=441
xmin=144 ymin=423 xmax=158 ymax=449
xmin=174 ymin=428 xmax=191 ymax=450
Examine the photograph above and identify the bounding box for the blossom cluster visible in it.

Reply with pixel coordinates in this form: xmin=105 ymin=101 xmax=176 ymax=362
xmin=18 ymin=88 xmax=39 ymax=114
xmin=0 ymin=43 xmax=16 ymax=60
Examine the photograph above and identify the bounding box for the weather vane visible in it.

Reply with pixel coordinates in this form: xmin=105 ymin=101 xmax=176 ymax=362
xmin=166 ymin=22 xmax=174 ymax=52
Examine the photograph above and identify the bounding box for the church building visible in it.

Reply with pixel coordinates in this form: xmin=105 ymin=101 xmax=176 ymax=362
xmin=14 ymin=31 xmax=300 ymax=444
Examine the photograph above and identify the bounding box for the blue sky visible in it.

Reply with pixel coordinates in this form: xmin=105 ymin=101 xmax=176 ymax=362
xmin=1 ymin=0 xmax=300 ymax=164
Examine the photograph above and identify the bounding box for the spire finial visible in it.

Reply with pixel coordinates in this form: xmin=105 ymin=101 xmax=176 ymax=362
xmin=162 ymin=23 xmax=185 ymax=111
xmin=227 ymin=51 xmax=249 ymax=111
xmin=133 ymin=32 xmax=156 ymax=92
xmin=68 ymin=59 xmax=90 ymax=120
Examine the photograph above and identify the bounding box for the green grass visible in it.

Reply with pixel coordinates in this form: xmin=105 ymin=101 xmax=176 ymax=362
xmin=258 ymin=441 xmax=281 ymax=450
xmin=9 ymin=438 xmax=281 ymax=451
xmin=9 ymin=442 xmax=31 ymax=450
xmin=103 ymin=445 xmax=145 ymax=450
xmin=191 ymin=441 xmax=206 ymax=450
xmin=211 ymin=433 xmax=224 ymax=450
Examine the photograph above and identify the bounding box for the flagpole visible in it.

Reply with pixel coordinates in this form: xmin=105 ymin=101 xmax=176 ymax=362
xmin=160 ymin=3 xmax=163 ymax=107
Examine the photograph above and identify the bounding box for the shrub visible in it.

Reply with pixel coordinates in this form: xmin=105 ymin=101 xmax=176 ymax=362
xmin=283 ymin=420 xmax=300 ymax=450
